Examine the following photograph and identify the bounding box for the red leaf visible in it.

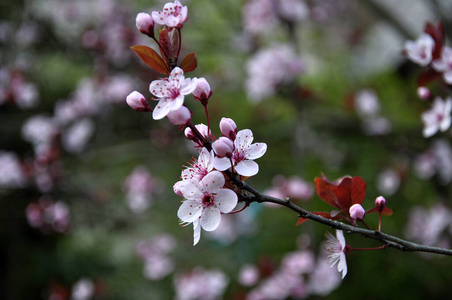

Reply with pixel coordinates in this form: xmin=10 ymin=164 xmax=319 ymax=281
xmin=336 ymin=177 xmax=352 ymax=209
xmin=131 ymin=45 xmax=171 ymax=75
xmin=382 ymin=207 xmax=393 ymax=216
xmin=424 ymin=22 xmax=444 ymax=60
xmin=417 ymin=68 xmax=442 ymax=87
xmin=159 ymin=28 xmax=173 ymax=61
xmin=351 ymin=176 xmax=366 ymax=205
xmin=315 ymin=176 xmax=341 ymax=209
xmin=180 ymin=52 xmax=198 ymax=73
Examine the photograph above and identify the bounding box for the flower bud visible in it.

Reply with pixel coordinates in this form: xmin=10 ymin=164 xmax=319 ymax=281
xmin=417 ymin=86 xmax=431 ymax=100
xmin=136 ymin=12 xmax=154 ymax=36
xmin=219 ymin=117 xmax=238 ymax=140
xmin=349 ymin=203 xmax=365 ymax=220
xmin=173 ymin=181 xmax=184 ymax=197
xmin=193 ymin=78 xmax=212 ymax=105
xmin=375 ymin=196 xmax=386 ymax=212
xmin=212 ymin=137 xmax=234 ymax=158
xmin=167 ymin=106 xmax=191 ymax=125
xmin=126 ymin=91 xmax=151 ymax=112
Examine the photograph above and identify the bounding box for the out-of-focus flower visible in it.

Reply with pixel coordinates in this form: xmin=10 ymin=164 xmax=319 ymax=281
xmin=376 ymin=168 xmax=401 ymax=196
xmin=238 ymin=264 xmax=260 ymax=287
xmin=432 ymin=46 xmax=452 ymax=84
xmin=152 ymin=0 xmax=188 ymax=29
xmin=277 ymin=0 xmax=309 ymax=22
xmin=62 ymin=118 xmax=94 ymax=154
xmin=26 ymin=197 xmax=70 ymax=234
xmin=213 ymin=129 xmax=267 ymax=177
xmin=264 ymin=175 xmax=314 ymax=202
xmin=421 ymin=96 xmax=452 ymax=138
xmin=0 ymin=151 xmax=26 ymax=188
xmin=177 ymin=171 xmax=238 ymax=245
xmin=174 ymin=268 xmax=229 ymax=300
xmin=22 ymin=115 xmax=59 ymax=155
xmin=354 ymin=89 xmax=380 ymax=118
xmin=245 ymin=45 xmax=303 ymax=102
xmin=149 ymin=67 xmax=197 ymax=120
xmin=71 ymin=278 xmax=95 ymax=300
xmin=404 ymin=33 xmax=435 ymax=66
xmin=324 ymin=230 xmax=348 ymax=279
xmin=417 ymin=86 xmax=431 ymax=100
xmin=242 ymin=0 xmax=278 ymax=35
xmin=307 ymin=255 xmax=341 ymax=296
xmin=136 ymin=234 xmax=176 ymax=281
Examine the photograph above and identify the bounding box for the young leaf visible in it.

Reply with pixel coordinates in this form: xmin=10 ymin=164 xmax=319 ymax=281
xmin=336 ymin=177 xmax=352 ymax=209
xmin=350 ymin=176 xmax=366 ymax=205
xmin=180 ymin=52 xmax=198 ymax=73
xmin=315 ymin=176 xmax=340 ymax=209
xmin=131 ymin=45 xmax=171 ymax=75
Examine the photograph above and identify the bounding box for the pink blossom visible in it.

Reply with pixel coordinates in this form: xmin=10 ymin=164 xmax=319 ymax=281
xmin=151 ymin=0 xmax=188 ymax=29
xmin=421 ymin=96 xmax=452 ymax=137
xmin=136 ymin=12 xmax=154 ymax=35
xmin=375 ymin=196 xmax=386 ymax=211
xmin=71 ymin=278 xmax=95 ymax=300
xmin=177 ymin=171 xmax=237 ymax=245
xmin=212 ymin=137 xmax=234 ymax=158
xmin=238 ymin=264 xmax=259 ymax=287
xmin=0 ymin=151 xmax=26 ymax=188
xmin=179 ymin=147 xmax=214 ymax=182
xmin=417 ymin=86 xmax=431 ymax=100
xmin=264 ymin=175 xmax=314 ymax=202
xmin=192 ymin=77 xmax=212 ymax=104
xmin=404 ymin=33 xmax=435 ymax=66
xmin=349 ymin=203 xmax=365 ymax=220
xmin=126 ymin=91 xmax=151 ymax=112
xmin=432 ymin=46 xmax=452 ymax=84
xmin=324 ymin=230 xmax=348 ymax=279
xmin=219 ymin=117 xmax=237 ymax=140
xmin=213 ymin=129 xmax=267 ymax=177
xmin=174 ymin=268 xmax=229 ymax=300
xmin=277 ymin=0 xmax=309 ymax=22
xmin=184 ymin=123 xmax=214 ymax=148
xmin=149 ymin=67 xmax=197 ymax=120
xmin=61 ymin=118 xmax=94 ymax=154
xmin=167 ymin=105 xmax=191 ymax=125
xmin=242 ymin=0 xmax=278 ymax=35
xmin=123 ymin=166 xmax=162 ymax=214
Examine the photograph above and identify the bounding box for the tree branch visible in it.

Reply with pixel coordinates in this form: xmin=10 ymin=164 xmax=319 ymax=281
xmin=233 ymin=178 xmax=452 ymax=256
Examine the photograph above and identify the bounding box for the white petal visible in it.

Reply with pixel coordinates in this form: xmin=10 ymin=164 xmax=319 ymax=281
xmin=336 ymin=230 xmax=346 ymax=248
xmin=170 ymin=94 xmax=184 ymax=112
xmin=180 ymin=78 xmax=198 ymax=95
xmin=337 ymin=253 xmax=348 ymax=279
xmin=200 ymin=207 xmax=221 ymax=231
xmin=245 ymin=143 xmax=267 ymax=160
xmin=170 ymin=67 xmax=184 ymax=82
xmin=214 ymin=189 xmax=238 ymax=213
xmin=444 ymin=71 xmax=452 ymax=85
xmin=199 ymin=148 xmax=214 ymax=171
xmin=201 ymin=171 xmax=225 ymax=192
xmin=177 ymin=200 xmax=202 ymax=223
xmin=193 ymin=220 xmax=201 ymax=246
xmin=423 ymin=124 xmax=438 ymax=138
xmin=149 ymin=79 xmax=168 ymax=97
xmin=152 ymin=98 xmax=172 ymax=120
xmin=179 ymin=180 xmax=203 ymax=200
xmin=440 ymin=116 xmax=451 ymax=132
xmin=213 ymin=157 xmax=231 ymax=171
xmin=235 ymin=160 xmax=259 ymax=177
xmin=235 ymin=129 xmax=254 ymax=150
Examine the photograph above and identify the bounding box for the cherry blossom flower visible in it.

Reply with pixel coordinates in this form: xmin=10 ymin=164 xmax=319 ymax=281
xmin=126 ymin=91 xmax=151 ymax=112
xmin=136 ymin=12 xmax=154 ymax=35
xmin=177 ymin=171 xmax=237 ymax=245
xmin=349 ymin=203 xmax=365 ymax=221
xmin=151 ymin=0 xmax=188 ymax=29
xmin=432 ymin=46 xmax=452 ymax=84
xmin=404 ymin=33 xmax=435 ymax=66
xmin=213 ymin=129 xmax=267 ymax=177
xmin=421 ymin=96 xmax=452 ymax=138
xmin=174 ymin=267 xmax=229 ymax=300
xmin=179 ymin=147 xmax=214 ymax=182
xmin=71 ymin=278 xmax=95 ymax=300
xmin=324 ymin=230 xmax=349 ymax=279
xmin=149 ymin=67 xmax=197 ymax=120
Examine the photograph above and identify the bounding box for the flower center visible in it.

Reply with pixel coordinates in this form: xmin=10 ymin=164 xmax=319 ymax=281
xmin=232 ymin=149 xmax=246 ymax=163
xmin=168 ymin=87 xmax=180 ymax=100
xmin=202 ymin=194 xmax=214 ymax=207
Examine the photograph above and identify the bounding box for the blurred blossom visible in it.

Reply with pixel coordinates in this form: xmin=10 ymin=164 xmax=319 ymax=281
xmin=22 ymin=115 xmax=59 ymax=156
xmin=281 ymin=250 xmax=315 ymax=275
xmin=136 ymin=234 xmax=176 ymax=281
xmin=421 ymin=97 xmax=452 ymax=138
xmin=416 ymin=139 xmax=452 ymax=184
xmin=71 ymin=278 xmax=95 ymax=300
xmin=307 ymin=255 xmax=341 ymax=296
xmin=354 ymin=89 xmax=380 ymax=118
xmin=405 ymin=203 xmax=452 ymax=247
xmin=264 ymin=175 xmax=314 ymax=203
xmin=62 ymin=118 xmax=95 ymax=154
xmin=0 ymin=151 xmax=26 ymax=188
xmin=0 ymin=67 xmax=39 ymax=109
xmin=123 ymin=166 xmax=163 ymax=213
xmin=247 ymin=270 xmax=306 ymax=300
xmin=376 ymin=168 xmax=401 ymax=196
xmin=277 ymin=0 xmax=309 ymax=22
xmin=174 ymin=268 xmax=229 ymax=300
xmin=205 ymin=209 xmax=256 ymax=244
xmin=15 ymin=22 xmax=41 ymax=48
xmin=413 ymin=151 xmax=436 ymax=180
xmin=26 ymin=197 xmax=70 ymax=234
xmin=242 ymin=0 xmax=279 ymax=35
xmin=245 ymin=45 xmax=303 ymax=102
xmin=404 ymin=33 xmax=435 ymax=66
xmin=103 ymin=74 xmax=135 ymax=104
xmin=238 ymin=264 xmax=259 ymax=287
xmin=362 ymin=117 xmax=392 ymax=136
xmin=432 ymin=46 xmax=452 ymax=84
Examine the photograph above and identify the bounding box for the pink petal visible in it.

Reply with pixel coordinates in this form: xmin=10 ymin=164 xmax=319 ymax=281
xmin=170 ymin=67 xmax=184 ymax=83
xmin=214 ymin=189 xmax=238 ymax=213
xmin=149 ymin=80 xmax=168 ymax=97
xmin=180 ymin=78 xmax=198 ymax=95
xmin=235 ymin=129 xmax=254 ymax=150
xmin=152 ymin=98 xmax=172 ymax=120
xmin=177 ymin=200 xmax=202 ymax=223
xmin=213 ymin=157 xmax=231 ymax=171
xmin=201 ymin=171 xmax=225 ymax=192
xmin=235 ymin=160 xmax=259 ymax=177
xmin=245 ymin=143 xmax=267 ymax=160
xmin=200 ymin=207 xmax=221 ymax=231
xmin=193 ymin=219 xmax=201 ymax=246
xmin=179 ymin=180 xmax=203 ymax=200
xmin=338 ymin=253 xmax=347 ymax=279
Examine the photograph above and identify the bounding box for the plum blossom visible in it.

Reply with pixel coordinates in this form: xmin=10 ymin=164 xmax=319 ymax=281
xmin=213 ymin=129 xmax=267 ymax=177
xmin=421 ymin=97 xmax=452 ymax=137
xmin=404 ymin=33 xmax=435 ymax=66
xmin=149 ymin=67 xmax=197 ymax=120
xmin=151 ymin=0 xmax=188 ymax=29
xmin=0 ymin=151 xmax=26 ymax=188
xmin=71 ymin=278 xmax=95 ymax=300
xmin=324 ymin=230 xmax=348 ymax=279
xmin=136 ymin=12 xmax=154 ymax=35
xmin=177 ymin=171 xmax=238 ymax=245
xmin=136 ymin=234 xmax=176 ymax=280
xmin=174 ymin=267 xmax=229 ymax=300
xmin=432 ymin=46 xmax=452 ymax=84
xmin=238 ymin=264 xmax=259 ymax=287
xmin=180 ymin=147 xmax=214 ymax=182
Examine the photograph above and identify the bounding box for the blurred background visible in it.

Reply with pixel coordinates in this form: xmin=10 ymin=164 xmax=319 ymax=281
xmin=1 ymin=0 xmax=452 ymax=299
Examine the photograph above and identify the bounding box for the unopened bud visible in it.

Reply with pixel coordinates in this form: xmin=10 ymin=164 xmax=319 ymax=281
xmin=349 ymin=204 xmax=365 ymax=220
xmin=126 ymin=91 xmax=151 ymax=112
xmin=212 ymin=137 xmax=234 ymax=158
xmin=193 ymin=78 xmax=212 ymax=105
xmin=136 ymin=12 xmax=154 ymax=36
xmin=167 ymin=106 xmax=191 ymax=125
xmin=417 ymin=86 xmax=431 ymax=100
xmin=219 ymin=117 xmax=238 ymax=140
xmin=173 ymin=181 xmax=184 ymax=197
xmin=375 ymin=196 xmax=386 ymax=212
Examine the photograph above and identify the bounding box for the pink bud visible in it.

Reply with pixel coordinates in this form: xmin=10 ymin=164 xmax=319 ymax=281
xmin=167 ymin=106 xmax=191 ymax=125
xmin=417 ymin=86 xmax=431 ymax=100
xmin=375 ymin=196 xmax=386 ymax=212
xmin=126 ymin=91 xmax=151 ymax=112
xmin=349 ymin=204 xmax=365 ymax=220
xmin=136 ymin=12 xmax=154 ymax=36
xmin=173 ymin=181 xmax=184 ymax=197
xmin=219 ymin=117 xmax=238 ymax=140
xmin=193 ymin=78 xmax=212 ymax=105
xmin=212 ymin=137 xmax=234 ymax=158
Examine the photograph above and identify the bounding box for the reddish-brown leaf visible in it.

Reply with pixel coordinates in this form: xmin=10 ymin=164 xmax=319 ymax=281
xmin=382 ymin=207 xmax=393 ymax=216
xmin=336 ymin=177 xmax=352 ymax=209
xmin=131 ymin=45 xmax=171 ymax=75
xmin=424 ymin=22 xmax=444 ymax=60
xmin=159 ymin=28 xmax=172 ymax=61
xmin=417 ymin=68 xmax=442 ymax=87
xmin=180 ymin=52 xmax=198 ymax=73
xmin=351 ymin=176 xmax=366 ymax=205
